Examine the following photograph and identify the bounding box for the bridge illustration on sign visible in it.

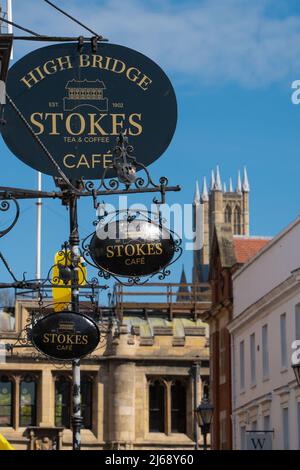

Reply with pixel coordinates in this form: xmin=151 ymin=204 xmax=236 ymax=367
xmin=63 ymin=79 xmax=108 ymax=112
xmin=58 ymin=321 xmax=76 ymax=334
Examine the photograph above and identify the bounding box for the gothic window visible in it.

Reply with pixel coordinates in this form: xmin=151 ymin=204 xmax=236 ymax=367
xmin=55 ymin=376 xmax=70 ymax=428
xmin=55 ymin=375 xmax=93 ymax=429
xmin=171 ymin=380 xmax=186 ymax=433
xmin=0 ymin=376 xmax=13 ymax=426
xmin=148 ymin=378 xmax=188 ymax=435
xmin=81 ymin=377 xmax=93 ymax=430
xmin=224 ymin=205 xmax=232 ymax=224
xmin=19 ymin=377 xmax=37 ymax=427
xmin=149 ymin=380 xmax=165 ymax=433
xmin=234 ymin=206 xmax=242 ymax=235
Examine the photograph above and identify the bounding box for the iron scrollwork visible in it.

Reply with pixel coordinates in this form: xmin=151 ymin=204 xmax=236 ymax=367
xmin=0 ymin=196 xmax=20 ymax=238
xmin=84 ymin=133 xmax=171 ymax=207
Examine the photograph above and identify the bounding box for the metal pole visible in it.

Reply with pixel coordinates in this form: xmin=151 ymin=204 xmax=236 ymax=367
xmin=36 ymin=172 xmax=42 ymax=281
xmin=193 ymin=363 xmax=200 ymax=450
xmin=69 ymin=192 xmax=83 ymax=451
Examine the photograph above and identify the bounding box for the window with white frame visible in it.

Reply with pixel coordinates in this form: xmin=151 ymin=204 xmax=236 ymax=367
xmin=282 ymin=407 xmax=290 ymax=450
xmin=240 ymin=425 xmax=246 ymax=450
xmin=263 ymin=414 xmax=271 ymax=431
xmin=250 ymin=333 xmax=256 ymax=385
xmin=262 ymin=324 xmax=269 ymax=378
xmin=280 ymin=313 xmax=287 ymax=369
xmin=239 ymin=340 xmax=245 ymax=390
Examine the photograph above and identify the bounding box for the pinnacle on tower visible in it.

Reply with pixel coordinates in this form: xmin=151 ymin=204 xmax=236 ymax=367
xmin=193 ymin=179 xmax=200 ymax=204
xmin=201 ymin=176 xmax=208 ymax=202
xmin=242 ymin=166 xmax=250 ymax=192
xmin=236 ymin=171 xmax=242 ymax=193
xmin=229 ymin=177 xmax=233 ymax=192
xmin=210 ymin=170 xmax=215 ymax=191
xmin=214 ymin=165 xmax=222 ymax=191
xmin=223 ymin=182 xmax=227 ymax=193
xmin=179 ymin=265 xmax=187 ymax=284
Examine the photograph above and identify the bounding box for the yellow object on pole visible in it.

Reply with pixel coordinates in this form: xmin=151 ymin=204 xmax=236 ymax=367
xmin=52 ymin=249 xmax=87 ymax=312
xmin=0 ymin=433 xmax=14 ymax=450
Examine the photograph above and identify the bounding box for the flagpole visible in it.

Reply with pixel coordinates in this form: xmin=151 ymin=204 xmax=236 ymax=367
xmin=7 ymin=0 xmax=13 ymax=59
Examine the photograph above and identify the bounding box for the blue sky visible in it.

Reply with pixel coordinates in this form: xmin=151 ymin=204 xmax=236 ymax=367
xmin=1 ymin=0 xmax=300 ymax=298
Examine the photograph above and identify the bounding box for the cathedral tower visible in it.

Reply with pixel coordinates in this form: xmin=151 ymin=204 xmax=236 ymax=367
xmin=193 ymin=166 xmax=250 ymax=282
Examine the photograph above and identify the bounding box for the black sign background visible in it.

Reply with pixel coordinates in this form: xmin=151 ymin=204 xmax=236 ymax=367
xmin=1 ymin=43 xmax=177 ymax=179
xmin=89 ymin=219 xmax=176 ymax=277
xmin=31 ymin=311 xmax=100 ymax=360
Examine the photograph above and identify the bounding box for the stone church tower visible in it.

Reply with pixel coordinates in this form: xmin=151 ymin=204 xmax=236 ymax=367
xmin=193 ymin=166 xmax=250 ymax=282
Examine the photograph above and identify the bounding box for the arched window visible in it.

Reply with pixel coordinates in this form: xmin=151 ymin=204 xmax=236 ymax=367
xmin=234 ymin=206 xmax=242 ymax=235
xmin=171 ymin=381 xmax=186 ymax=433
xmin=55 ymin=376 xmax=71 ymax=428
xmin=224 ymin=205 xmax=232 ymax=224
xmin=55 ymin=375 xmax=94 ymax=429
xmin=81 ymin=377 xmax=93 ymax=430
xmin=19 ymin=376 xmax=37 ymax=426
xmin=149 ymin=380 xmax=165 ymax=433
xmin=0 ymin=375 xmax=13 ymax=427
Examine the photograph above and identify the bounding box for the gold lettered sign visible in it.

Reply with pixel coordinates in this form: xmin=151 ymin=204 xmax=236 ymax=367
xmin=1 ymin=43 xmax=177 ymax=179
xmin=89 ymin=219 xmax=176 ymax=277
xmin=31 ymin=312 xmax=100 ymax=360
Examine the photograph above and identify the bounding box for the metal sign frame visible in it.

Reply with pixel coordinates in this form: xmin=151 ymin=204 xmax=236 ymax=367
xmin=82 ymin=209 xmax=182 ymax=285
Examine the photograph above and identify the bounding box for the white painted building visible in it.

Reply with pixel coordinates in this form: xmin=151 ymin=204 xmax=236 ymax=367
xmin=229 ymin=215 xmax=300 ymax=450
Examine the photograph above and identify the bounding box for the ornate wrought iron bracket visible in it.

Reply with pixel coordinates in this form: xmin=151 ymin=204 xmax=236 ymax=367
xmin=84 ymin=133 xmax=180 ymax=210
xmin=0 ymin=195 xmax=20 ymax=238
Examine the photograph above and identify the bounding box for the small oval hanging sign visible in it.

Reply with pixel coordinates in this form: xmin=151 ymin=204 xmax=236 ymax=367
xmin=31 ymin=311 xmax=100 ymax=360
xmin=89 ymin=219 xmax=176 ymax=277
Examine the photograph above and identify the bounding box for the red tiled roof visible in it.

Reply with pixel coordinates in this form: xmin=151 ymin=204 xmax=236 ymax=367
xmin=233 ymin=237 xmax=271 ymax=264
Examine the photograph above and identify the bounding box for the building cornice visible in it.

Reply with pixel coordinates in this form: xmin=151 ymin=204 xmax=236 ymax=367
xmin=228 ymin=272 xmax=300 ymax=333
xmin=2 ymin=354 xmax=209 ymax=365
xmin=203 ymin=299 xmax=233 ymax=322
xmin=232 ymin=392 xmax=273 ymax=414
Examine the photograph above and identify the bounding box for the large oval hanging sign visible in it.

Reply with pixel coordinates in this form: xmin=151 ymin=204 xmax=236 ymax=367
xmin=31 ymin=311 xmax=100 ymax=360
xmin=1 ymin=43 xmax=177 ymax=179
xmin=89 ymin=219 xmax=176 ymax=277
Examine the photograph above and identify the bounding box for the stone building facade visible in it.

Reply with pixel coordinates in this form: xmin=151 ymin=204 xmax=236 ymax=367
xmin=0 ymin=282 xmax=210 ymax=450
